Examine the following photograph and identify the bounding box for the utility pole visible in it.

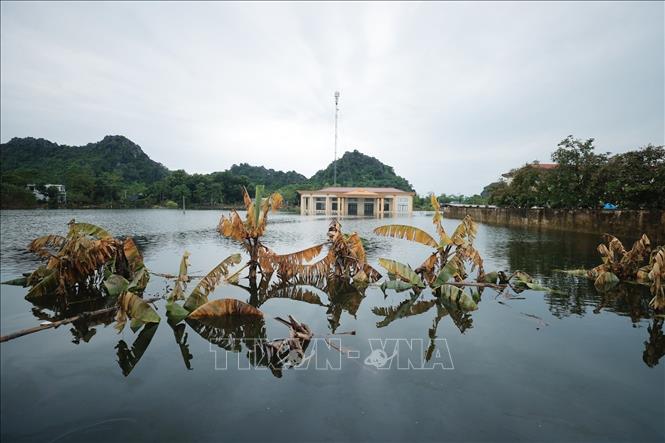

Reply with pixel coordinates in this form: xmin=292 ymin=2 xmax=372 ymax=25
xmin=334 ymin=91 xmax=340 ymax=186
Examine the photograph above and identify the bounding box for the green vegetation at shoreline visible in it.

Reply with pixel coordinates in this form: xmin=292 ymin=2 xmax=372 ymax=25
xmin=483 ymin=136 xmax=665 ymax=210
xmin=1 ymin=136 xmax=413 ymax=209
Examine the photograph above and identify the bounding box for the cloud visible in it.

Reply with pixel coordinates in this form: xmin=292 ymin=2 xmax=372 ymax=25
xmin=1 ymin=1 xmax=663 ymax=194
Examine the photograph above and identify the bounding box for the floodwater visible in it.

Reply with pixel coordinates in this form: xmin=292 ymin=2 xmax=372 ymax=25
xmin=1 ymin=209 xmax=663 ymax=442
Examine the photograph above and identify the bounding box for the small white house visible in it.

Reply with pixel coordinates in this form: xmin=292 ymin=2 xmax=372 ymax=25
xmin=26 ymin=184 xmax=67 ymax=203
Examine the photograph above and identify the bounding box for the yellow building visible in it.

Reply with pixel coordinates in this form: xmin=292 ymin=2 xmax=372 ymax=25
xmin=298 ymin=187 xmax=414 ymax=216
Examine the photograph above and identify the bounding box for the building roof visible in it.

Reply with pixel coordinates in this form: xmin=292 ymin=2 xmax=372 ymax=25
xmin=298 ymin=187 xmax=413 ymax=195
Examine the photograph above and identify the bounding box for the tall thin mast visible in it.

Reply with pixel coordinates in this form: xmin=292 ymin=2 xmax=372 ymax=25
xmin=334 ymin=91 xmax=340 ymax=186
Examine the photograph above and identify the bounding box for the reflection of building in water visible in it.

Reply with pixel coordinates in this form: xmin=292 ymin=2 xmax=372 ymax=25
xmin=299 ymin=187 xmax=414 ymax=216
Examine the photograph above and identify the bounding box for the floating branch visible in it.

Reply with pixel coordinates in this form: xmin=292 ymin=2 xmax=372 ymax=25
xmin=0 ymin=297 xmax=161 ymax=343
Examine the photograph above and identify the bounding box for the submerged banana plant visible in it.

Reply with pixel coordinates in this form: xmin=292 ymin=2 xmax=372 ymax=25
xmin=283 ymin=219 xmax=382 ymax=285
xmin=374 ymin=195 xmax=484 ymax=289
xmin=217 ymin=185 xmax=283 ymax=281
xmin=6 ymin=220 xmax=149 ymax=300
xmin=557 ymin=233 xmax=664 ymax=311
xmin=590 ymin=233 xmax=652 ymax=291
xmin=164 ymin=251 xmax=244 ymax=324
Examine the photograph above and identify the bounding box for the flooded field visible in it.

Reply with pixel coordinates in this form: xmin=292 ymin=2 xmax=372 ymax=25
xmin=1 ymin=209 xmax=663 ymax=442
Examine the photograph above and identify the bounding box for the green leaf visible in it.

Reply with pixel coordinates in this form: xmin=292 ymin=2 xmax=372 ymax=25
xmin=479 ymin=271 xmax=498 ymax=284
xmin=104 ymin=274 xmax=130 ymax=297
xmin=166 ymin=300 xmax=190 ymax=324
xmin=431 ymin=262 xmax=458 ymax=288
xmin=71 ymin=222 xmax=112 ymax=239
xmin=378 ymin=258 xmax=425 ymax=288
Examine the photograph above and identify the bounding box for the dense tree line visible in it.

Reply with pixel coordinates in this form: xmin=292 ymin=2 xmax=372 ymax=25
xmin=485 ymin=136 xmax=665 ymax=209
xmin=1 ymin=136 xmax=415 ymax=209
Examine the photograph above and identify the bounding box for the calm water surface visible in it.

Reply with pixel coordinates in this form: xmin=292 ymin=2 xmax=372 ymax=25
xmin=1 ymin=209 xmax=663 ymax=442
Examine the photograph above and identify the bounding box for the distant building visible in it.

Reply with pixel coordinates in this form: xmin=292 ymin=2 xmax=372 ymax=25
xmin=298 ymin=187 xmax=414 ymax=216
xmin=501 ymin=163 xmax=557 ymax=185
xmin=26 ymin=184 xmax=67 ymax=203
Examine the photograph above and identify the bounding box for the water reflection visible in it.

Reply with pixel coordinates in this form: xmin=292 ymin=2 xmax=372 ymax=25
xmin=116 ymin=323 xmax=159 ymax=376
xmin=26 ymin=288 xmax=117 ymax=345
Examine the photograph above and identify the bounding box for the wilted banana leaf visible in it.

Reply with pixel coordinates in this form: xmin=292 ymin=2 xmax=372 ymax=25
xmin=183 ymin=254 xmax=242 ymax=312
xmin=115 ymin=291 xmax=160 ymax=333
xmin=115 ymin=322 xmax=159 ymax=377
xmin=104 ymin=274 xmax=129 ymax=297
xmin=373 ymin=225 xmax=438 ymax=247
xmin=168 ymin=251 xmax=190 ymax=302
xmin=25 ymin=268 xmax=57 ymax=299
xmin=188 ymin=298 xmax=264 ymax=319
xmin=594 ymin=271 xmax=620 ymax=292
xmin=378 ymin=258 xmax=425 ymax=288
xmin=436 ymin=284 xmax=478 ymax=311
xmin=123 ymin=238 xmax=145 ymax=272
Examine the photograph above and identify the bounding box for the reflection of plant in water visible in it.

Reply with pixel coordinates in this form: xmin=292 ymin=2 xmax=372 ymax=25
xmin=171 ymin=323 xmax=193 ymax=370
xmin=116 ymin=323 xmax=159 ymax=377
xmin=643 ymin=318 xmax=665 ymax=368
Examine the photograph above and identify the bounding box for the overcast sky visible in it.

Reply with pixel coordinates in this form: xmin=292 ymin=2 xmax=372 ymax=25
xmin=1 ymin=2 xmax=663 ymax=195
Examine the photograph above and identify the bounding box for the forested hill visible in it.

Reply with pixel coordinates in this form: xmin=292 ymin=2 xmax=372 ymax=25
xmin=308 ymin=150 xmax=414 ymax=191
xmin=0 ymin=136 xmax=415 ymax=208
xmin=229 ymin=163 xmax=307 ymax=189
xmin=1 ymin=135 xmax=169 ymax=185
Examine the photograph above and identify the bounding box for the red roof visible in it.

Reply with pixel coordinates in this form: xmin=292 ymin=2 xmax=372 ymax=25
xmin=532 ymin=163 xmax=558 ymax=170
xmin=298 ymin=187 xmax=413 ymax=195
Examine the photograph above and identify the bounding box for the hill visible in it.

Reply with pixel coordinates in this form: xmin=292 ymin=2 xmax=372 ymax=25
xmin=1 ymin=135 xmax=169 ymax=185
xmin=229 ymin=163 xmax=307 ymax=190
xmin=0 ymin=136 xmax=415 ymax=208
xmin=308 ymin=150 xmax=414 ymax=191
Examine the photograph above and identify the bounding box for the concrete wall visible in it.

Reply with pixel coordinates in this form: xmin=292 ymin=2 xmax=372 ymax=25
xmin=442 ymin=206 xmax=665 ymax=243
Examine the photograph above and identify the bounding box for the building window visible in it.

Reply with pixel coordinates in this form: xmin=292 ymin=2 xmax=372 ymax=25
xmin=315 ymin=197 xmax=326 ymax=211
xmin=331 ymin=198 xmax=338 ymax=211
xmin=383 ymin=199 xmax=391 ymax=211
xmin=364 ymin=200 xmax=374 ymax=215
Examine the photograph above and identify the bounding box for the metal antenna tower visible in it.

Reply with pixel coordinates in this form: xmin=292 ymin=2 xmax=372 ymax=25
xmin=333 ymin=91 xmax=340 ymax=186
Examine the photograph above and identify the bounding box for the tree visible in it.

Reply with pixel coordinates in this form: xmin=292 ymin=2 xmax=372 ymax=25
xmin=549 ymin=136 xmax=608 ymax=208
